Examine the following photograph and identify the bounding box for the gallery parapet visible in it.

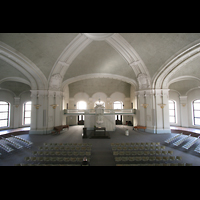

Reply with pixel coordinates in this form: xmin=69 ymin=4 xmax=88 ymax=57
xmin=64 ymin=109 xmax=135 ymax=115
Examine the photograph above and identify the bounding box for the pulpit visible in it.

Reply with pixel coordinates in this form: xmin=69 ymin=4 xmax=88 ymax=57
xmin=94 ymin=127 xmax=106 ymax=136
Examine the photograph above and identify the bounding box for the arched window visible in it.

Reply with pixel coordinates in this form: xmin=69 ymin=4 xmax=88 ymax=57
xmin=23 ymin=101 xmax=32 ymax=125
xmin=169 ymin=100 xmax=176 ymax=123
xmin=77 ymin=101 xmax=87 ymax=109
xmin=0 ymin=101 xmax=10 ymax=128
xmin=113 ymin=101 xmax=123 ymax=109
xmin=193 ymin=99 xmax=200 ymax=125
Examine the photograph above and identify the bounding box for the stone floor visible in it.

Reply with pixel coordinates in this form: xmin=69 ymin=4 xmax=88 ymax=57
xmin=1 ymin=125 xmax=200 ymax=166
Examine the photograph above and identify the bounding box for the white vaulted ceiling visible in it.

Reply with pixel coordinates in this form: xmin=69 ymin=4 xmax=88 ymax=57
xmin=63 ymin=40 xmax=136 ymax=81
xmin=1 ymin=33 xmax=200 ymax=96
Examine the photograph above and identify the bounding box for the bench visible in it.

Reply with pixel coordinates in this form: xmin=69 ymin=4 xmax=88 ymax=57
xmin=51 ymin=125 xmax=69 ymax=135
xmin=134 ymin=126 xmax=146 ymax=131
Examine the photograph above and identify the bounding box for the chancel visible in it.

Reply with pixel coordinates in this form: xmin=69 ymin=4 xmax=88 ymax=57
xmin=1 ymin=33 xmax=200 ymax=166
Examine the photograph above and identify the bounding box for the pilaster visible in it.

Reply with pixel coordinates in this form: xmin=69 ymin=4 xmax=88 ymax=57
xmin=180 ymin=96 xmax=188 ymax=127
xmin=135 ymin=89 xmax=171 ymax=134
xmin=29 ymin=90 xmax=65 ymax=134
xmin=13 ymin=97 xmax=20 ymax=128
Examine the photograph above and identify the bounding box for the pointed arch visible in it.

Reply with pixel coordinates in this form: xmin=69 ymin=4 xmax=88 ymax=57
xmin=152 ymin=42 xmax=200 ymax=89
xmin=0 ymin=42 xmax=48 ymax=90
xmin=49 ymin=33 xmax=151 ymax=90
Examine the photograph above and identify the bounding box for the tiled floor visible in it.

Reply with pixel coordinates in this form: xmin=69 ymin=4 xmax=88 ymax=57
xmin=1 ymin=125 xmax=200 ymax=166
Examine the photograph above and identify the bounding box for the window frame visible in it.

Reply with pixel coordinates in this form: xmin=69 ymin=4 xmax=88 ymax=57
xmin=169 ymin=100 xmax=176 ymax=124
xmin=23 ymin=101 xmax=32 ymax=125
xmin=0 ymin=101 xmax=10 ymax=128
xmin=193 ymin=99 xmax=200 ymax=126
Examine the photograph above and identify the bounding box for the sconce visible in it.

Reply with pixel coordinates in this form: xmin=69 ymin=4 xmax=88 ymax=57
xmin=141 ymin=103 xmax=148 ymax=108
xmin=50 ymin=104 xmax=59 ymax=109
xmin=181 ymin=103 xmax=186 ymax=107
xmin=158 ymin=104 xmax=166 ymax=109
xmin=34 ymin=104 xmax=41 ymax=109
xmin=15 ymin=105 xmax=19 ymax=108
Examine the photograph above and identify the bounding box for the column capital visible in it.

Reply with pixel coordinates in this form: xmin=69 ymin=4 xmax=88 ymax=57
xmin=180 ymin=96 xmax=187 ymax=106
xmin=14 ymin=97 xmax=20 ymax=107
xmin=180 ymin=96 xmax=187 ymax=101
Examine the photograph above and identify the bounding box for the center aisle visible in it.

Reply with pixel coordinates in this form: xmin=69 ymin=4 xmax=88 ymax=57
xmin=90 ymin=139 xmax=115 ymax=166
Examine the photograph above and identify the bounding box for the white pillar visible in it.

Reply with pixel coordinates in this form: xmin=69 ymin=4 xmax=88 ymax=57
xmin=135 ymin=89 xmax=171 ymax=134
xmin=30 ymin=90 xmax=65 ymax=134
xmin=180 ymin=96 xmax=188 ymax=127
xmin=54 ymin=91 xmax=64 ymax=127
xmin=47 ymin=90 xmax=56 ymax=130
xmin=30 ymin=90 xmax=37 ymax=133
xmin=154 ymin=89 xmax=171 ymax=134
xmin=13 ymin=97 xmax=20 ymax=128
xmin=145 ymin=90 xmax=154 ymax=132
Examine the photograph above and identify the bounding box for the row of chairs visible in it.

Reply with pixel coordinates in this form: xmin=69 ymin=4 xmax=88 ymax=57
xmin=0 ymin=135 xmax=33 ymax=153
xmin=43 ymin=143 xmax=92 ymax=146
xmin=38 ymin=146 xmax=91 ymax=151
xmin=114 ymin=156 xmax=182 ymax=162
xmin=165 ymin=133 xmax=200 ymax=153
xmin=0 ymin=142 xmax=14 ymax=153
xmin=182 ymin=136 xmax=199 ymax=149
xmin=194 ymin=143 xmax=200 ymax=153
xmin=165 ymin=133 xmax=182 ymax=144
xmin=14 ymin=136 xmax=33 ymax=147
xmin=113 ymin=150 xmax=173 ymax=156
xmin=112 ymin=146 xmax=165 ymax=151
xmin=173 ymin=135 xmax=191 ymax=146
xmin=111 ymin=142 xmax=160 ymax=147
xmin=2 ymin=137 xmax=23 ymax=150
xmin=116 ymin=163 xmax=192 ymax=166
xmin=24 ymin=156 xmax=90 ymax=163
xmin=32 ymin=151 xmax=91 ymax=156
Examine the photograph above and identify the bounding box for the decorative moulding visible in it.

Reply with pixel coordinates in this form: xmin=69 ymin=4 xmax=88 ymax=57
xmin=49 ymin=74 xmax=62 ymax=90
xmin=158 ymin=104 xmax=166 ymax=109
xmin=141 ymin=103 xmax=148 ymax=108
xmin=34 ymin=104 xmax=41 ymax=109
xmin=50 ymin=104 xmax=59 ymax=109
xmin=137 ymin=73 xmax=151 ymax=90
